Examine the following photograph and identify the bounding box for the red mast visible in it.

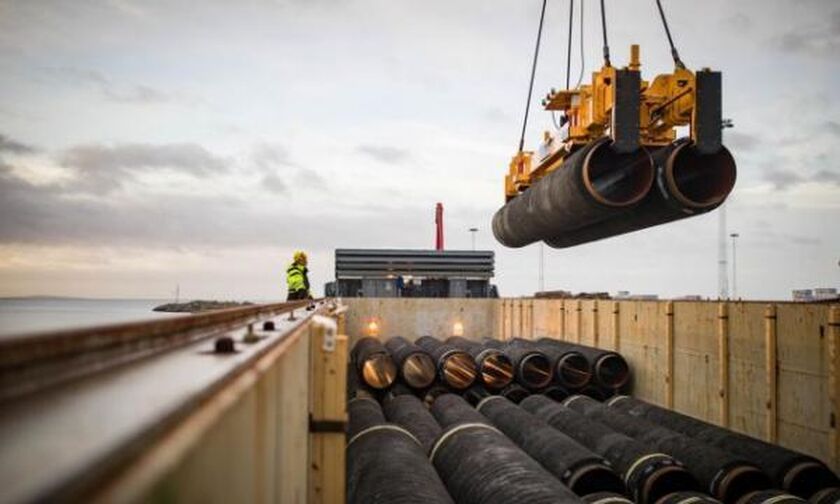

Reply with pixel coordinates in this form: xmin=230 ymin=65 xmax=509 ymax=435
xmin=435 ymin=202 xmax=444 ymax=251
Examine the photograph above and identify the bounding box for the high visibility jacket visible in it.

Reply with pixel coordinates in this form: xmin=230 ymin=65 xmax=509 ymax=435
xmin=287 ymin=263 xmax=309 ymax=294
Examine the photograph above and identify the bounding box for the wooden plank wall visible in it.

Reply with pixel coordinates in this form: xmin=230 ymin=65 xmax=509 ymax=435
xmin=501 ymin=298 xmax=840 ymax=472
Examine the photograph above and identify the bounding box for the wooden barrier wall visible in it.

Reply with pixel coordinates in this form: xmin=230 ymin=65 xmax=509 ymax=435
xmin=503 ymin=298 xmax=840 ymax=472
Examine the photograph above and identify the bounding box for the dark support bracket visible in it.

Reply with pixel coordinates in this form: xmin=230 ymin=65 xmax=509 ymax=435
xmin=611 ymin=69 xmax=641 ymax=153
xmin=309 ymin=414 xmax=346 ymax=433
xmin=694 ymin=70 xmax=723 ymax=155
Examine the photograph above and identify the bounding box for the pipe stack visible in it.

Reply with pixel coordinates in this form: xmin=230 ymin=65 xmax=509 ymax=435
xmin=384 ymin=336 xmax=436 ymax=390
xmin=564 ymin=394 xmax=771 ymax=503
xmin=346 ymin=398 xmax=453 ymax=504
xmin=607 ymin=396 xmax=840 ymax=499
xmin=447 ymin=336 xmax=515 ymax=390
xmin=415 ymin=336 xmax=478 ymax=390
xmin=351 ymin=337 xmax=397 ymax=390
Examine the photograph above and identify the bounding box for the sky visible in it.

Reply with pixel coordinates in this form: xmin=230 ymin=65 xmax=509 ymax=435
xmin=0 ymin=0 xmax=838 ymax=301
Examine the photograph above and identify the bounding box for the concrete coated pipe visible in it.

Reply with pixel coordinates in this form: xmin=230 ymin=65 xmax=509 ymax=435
xmin=477 ymin=395 xmax=626 ymax=497
xmin=545 ymin=139 xmax=736 ymax=248
xmin=513 ymin=337 xmax=592 ymax=390
xmin=492 ymin=137 xmax=655 ymax=248
xmin=382 ymin=393 xmax=442 ymax=455
xmin=447 ymin=336 xmax=515 ymax=390
xmin=384 ymin=336 xmax=437 ymax=390
xmin=538 ymin=338 xmax=631 ymax=391
xmin=608 ymin=396 xmax=840 ymax=499
xmin=565 ymin=394 xmax=771 ymax=503
xmin=483 ymin=339 xmax=553 ymax=390
xmin=415 ymin=336 xmax=478 ymax=390
xmin=429 ymin=394 xmax=581 ymax=504
xmin=351 ymin=337 xmax=398 ymax=390
xmin=521 ymin=394 xmax=699 ymax=504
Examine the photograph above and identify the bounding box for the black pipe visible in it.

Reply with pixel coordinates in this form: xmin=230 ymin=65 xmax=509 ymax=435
xmin=447 ymin=336 xmax=515 ymax=390
xmin=538 ymin=338 xmax=630 ymax=390
xmin=542 ymin=384 xmax=571 ymax=402
xmin=383 ymin=393 xmax=443 ymax=455
xmin=735 ymin=490 xmax=806 ymax=504
xmin=383 ymin=336 xmax=437 ymax=390
xmin=483 ymin=338 xmax=553 ymax=390
xmin=808 ymin=487 xmax=840 ymax=504
xmin=608 ymin=396 xmax=840 ymax=499
xmin=346 ymin=398 xmax=453 ymax=504
xmin=347 ymin=360 xmax=379 ymax=401
xmin=520 ymin=338 xmax=592 ymax=389
xmin=477 ymin=395 xmax=626 ymax=496
xmin=520 ymin=394 xmax=699 ymax=504
xmin=545 ymin=139 xmax=736 ymax=248
xmin=564 ymin=395 xmax=771 ymax=503
xmin=351 ymin=337 xmax=398 ymax=390
xmin=499 ymin=382 xmax=532 ymax=403
xmin=416 ymin=336 xmax=478 ymax=390
xmin=582 ymin=493 xmax=634 ymax=504
xmin=422 ymin=384 xmax=451 ymax=408
xmin=492 ymin=137 xmax=655 ymax=248
xmin=429 ymin=394 xmax=581 ymax=503
xmin=656 ymin=491 xmax=721 ymax=504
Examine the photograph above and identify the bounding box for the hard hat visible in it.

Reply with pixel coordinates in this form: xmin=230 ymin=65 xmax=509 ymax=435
xmin=293 ymin=250 xmax=308 ymax=265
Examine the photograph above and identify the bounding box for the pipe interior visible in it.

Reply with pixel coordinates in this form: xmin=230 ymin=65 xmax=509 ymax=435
xmin=669 ymin=144 xmax=736 ymax=207
xmin=720 ymin=467 xmax=773 ymax=504
xmin=584 ymin=143 xmax=655 ymax=206
xmin=558 ymin=353 xmax=593 ymax=389
xmin=362 ymin=353 xmax=398 ymax=389
xmin=402 ymin=353 xmax=436 ymax=389
xmin=442 ymin=352 xmax=478 ymax=390
xmin=786 ymin=462 xmax=839 ymax=499
xmin=480 ymin=353 xmax=515 ymax=390
xmin=519 ymin=353 xmax=554 ymax=389
xmin=595 ymin=354 xmax=630 ymax=389
xmin=569 ymin=464 xmax=626 ymax=496
xmin=644 ymin=466 xmax=699 ymax=504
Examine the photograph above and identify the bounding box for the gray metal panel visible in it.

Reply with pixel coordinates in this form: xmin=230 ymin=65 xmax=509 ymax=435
xmin=448 ymin=279 xmax=467 ymax=298
xmin=335 ymin=249 xmax=494 ymax=280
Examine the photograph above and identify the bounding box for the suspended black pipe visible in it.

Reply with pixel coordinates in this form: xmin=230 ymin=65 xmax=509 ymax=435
xmin=416 ymin=336 xmax=478 ymax=390
xmin=492 ymin=137 xmax=654 ymax=248
xmin=383 ymin=336 xmax=436 ymax=389
xmin=429 ymin=394 xmax=581 ymax=504
xmin=483 ymin=338 xmax=553 ymax=390
xmin=564 ymin=395 xmax=771 ymax=503
xmin=608 ymin=396 xmax=840 ymax=499
xmin=538 ymin=338 xmax=630 ymax=390
xmin=447 ymin=336 xmax=515 ymax=390
xmin=656 ymin=491 xmax=721 ymax=504
xmin=735 ymin=490 xmax=806 ymax=504
xmin=520 ymin=338 xmax=592 ymax=389
xmin=520 ymin=394 xmax=699 ymax=504
xmin=545 ymin=139 xmax=736 ymax=248
xmin=477 ymin=395 xmax=625 ymax=496
xmin=346 ymin=398 xmax=453 ymax=504
xmin=351 ymin=337 xmax=398 ymax=390
xmin=383 ymin=393 xmax=443 ymax=455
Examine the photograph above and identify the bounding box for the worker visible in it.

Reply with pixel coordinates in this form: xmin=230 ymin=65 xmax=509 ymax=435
xmin=286 ymin=250 xmax=311 ymax=300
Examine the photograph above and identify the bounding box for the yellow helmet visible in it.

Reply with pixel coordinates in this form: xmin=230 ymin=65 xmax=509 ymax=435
xmin=293 ymin=250 xmax=308 ymax=265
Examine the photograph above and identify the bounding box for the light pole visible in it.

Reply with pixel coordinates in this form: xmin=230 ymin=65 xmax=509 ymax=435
xmin=469 ymin=227 xmax=478 ymax=251
xmin=538 ymin=243 xmax=545 ymax=293
xmin=730 ymin=232 xmax=740 ymax=300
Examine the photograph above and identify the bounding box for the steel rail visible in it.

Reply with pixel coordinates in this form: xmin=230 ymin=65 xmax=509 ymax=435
xmin=0 ymin=300 xmax=329 ymax=503
xmin=0 ymin=299 xmax=318 ymax=403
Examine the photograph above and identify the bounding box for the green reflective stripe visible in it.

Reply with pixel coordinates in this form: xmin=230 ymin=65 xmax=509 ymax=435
xmin=286 ymin=265 xmax=306 ymax=292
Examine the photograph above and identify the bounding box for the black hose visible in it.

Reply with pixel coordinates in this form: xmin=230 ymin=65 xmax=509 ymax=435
xmin=519 ymin=338 xmax=593 ymax=389
xmin=521 ymin=394 xmax=699 ymax=504
xmin=564 ymin=395 xmax=771 ymax=503
xmin=384 ymin=336 xmax=437 ymax=389
xmin=346 ymin=399 xmax=454 ymax=504
xmin=735 ymin=490 xmax=806 ymax=504
xmin=351 ymin=337 xmax=398 ymax=390
xmin=382 ymin=393 xmax=442 ymax=455
xmin=429 ymin=394 xmax=581 ymax=503
xmin=416 ymin=336 xmax=478 ymax=390
xmin=447 ymin=336 xmax=514 ymax=390
xmin=477 ymin=395 xmax=626 ymax=496
xmin=538 ymin=338 xmax=631 ymax=390
xmin=608 ymin=396 xmax=840 ymax=499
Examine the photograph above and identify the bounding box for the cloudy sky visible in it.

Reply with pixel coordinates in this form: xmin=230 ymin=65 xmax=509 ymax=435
xmin=0 ymin=0 xmax=838 ymax=301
